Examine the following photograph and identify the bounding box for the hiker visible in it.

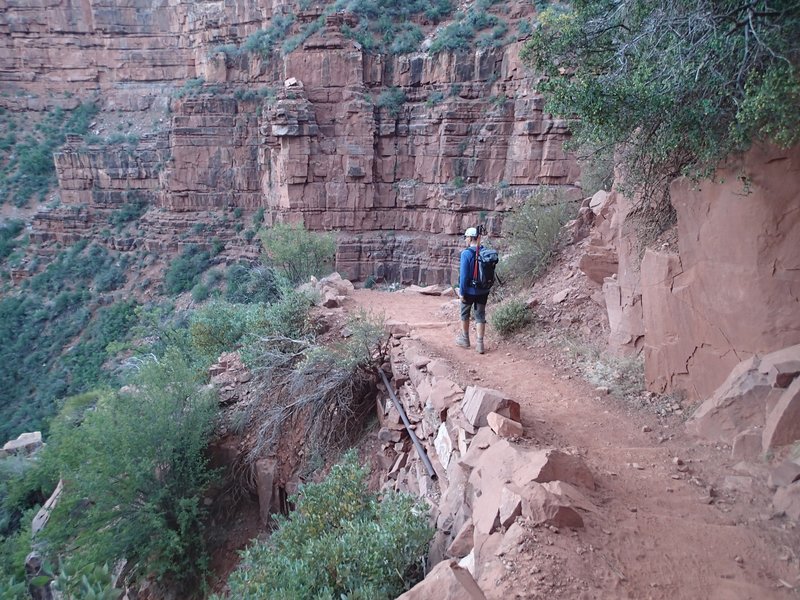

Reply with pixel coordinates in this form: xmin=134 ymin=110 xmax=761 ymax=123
xmin=457 ymin=226 xmax=490 ymax=354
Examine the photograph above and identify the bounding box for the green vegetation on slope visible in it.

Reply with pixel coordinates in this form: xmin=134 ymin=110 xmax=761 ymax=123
xmin=522 ymin=0 xmax=800 ymax=218
xmin=0 ymin=103 xmax=97 ymax=207
xmin=0 ymin=241 xmax=136 ymax=442
xmin=216 ymin=450 xmax=432 ymax=600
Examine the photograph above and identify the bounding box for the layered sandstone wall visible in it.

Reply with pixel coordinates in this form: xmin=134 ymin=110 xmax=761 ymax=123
xmin=6 ymin=1 xmax=580 ymax=285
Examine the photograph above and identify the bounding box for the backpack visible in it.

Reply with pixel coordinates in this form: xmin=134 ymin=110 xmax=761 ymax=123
xmin=469 ymin=246 xmax=500 ymax=290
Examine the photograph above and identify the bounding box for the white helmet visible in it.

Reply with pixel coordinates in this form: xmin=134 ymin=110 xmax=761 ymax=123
xmin=464 ymin=227 xmax=478 ymax=237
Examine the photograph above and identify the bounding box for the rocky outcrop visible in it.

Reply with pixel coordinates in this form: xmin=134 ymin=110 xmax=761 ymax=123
xmin=579 ymin=143 xmax=800 ymax=401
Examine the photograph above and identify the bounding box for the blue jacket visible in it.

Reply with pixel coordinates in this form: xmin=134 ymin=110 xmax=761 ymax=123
xmin=459 ymin=246 xmax=490 ymax=298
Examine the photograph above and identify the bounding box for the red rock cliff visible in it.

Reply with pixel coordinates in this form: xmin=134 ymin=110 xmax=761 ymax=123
xmin=2 ymin=1 xmax=580 ymax=284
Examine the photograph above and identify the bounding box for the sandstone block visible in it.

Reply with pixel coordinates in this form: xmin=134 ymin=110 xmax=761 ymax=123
xmin=396 ymin=559 xmax=486 ymax=600
xmin=767 ymin=459 xmax=800 ymax=490
xmin=435 ymin=423 xmax=454 ymax=470
xmin=762 ymin=377 xmax=800 ymax=451
xmin=687 ymin=356 xmax=779 ymax=444
xmin=2 ymin=431 xmax=43 ymax=456
xmin=378 ymin=427 xmax=402 ymax=443
xmin=523 ymin=482 xmax=584 ymax=528
xmin=730 ymin=427 xmax=764 ymax=461
xmin=460 ymin=386 xmax=520 ymax=428
xmin=773 ymin=481 xmax=800 ymax=521
xmin=446 ymin=519 xmax=475 ymax=559
xmin=499 ymin=485 xmax=524 ymax=529
xmin=758 ymin=344 xmax=800 ymax=388
xmin=486 ymin=412 xmax=523 ymax=438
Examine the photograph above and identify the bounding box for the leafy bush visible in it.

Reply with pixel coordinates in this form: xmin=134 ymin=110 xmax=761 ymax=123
xmin=498 ymin=189 xmax=576 ymax=284
xmin=225 ymin=263 xmax=280 ymax=304
xmin=521 ymin=0 xmax=800 ymax=233
xmin=0 ymin=103 xmax=97 ymax=207
xmin=40 ymin=349 xmax=218 ymax=592
xmin=108 ymin=199 xmax=147 ymax=231
xmin=52 ymin=560 xmax=124 ymax=600
xmin=0 ymin=243 xmax=138 ymax=441
xmin=338 ymin=0 xmax=452 ymax=54
xmin=218 ymin=450 xmax=432 ymax=600
xmin=428 ymin=19 xmax=474 ymax=53
xmin=174 ymin=77 xmax=206 ymax=99
xmin=258 ymin=222 xmax=335 ymax=285
xmin=242 ymin=14 xmax=295 ymax=58
xmin=490 ymin=297 xmax=531 ymax=336
xmin=0 ymin=219 xmax=24 ymax=261
xmin=375 ymin=87 xmax=407 ymax=118
xmin=164 ymin=245 xmax=211 ymax=295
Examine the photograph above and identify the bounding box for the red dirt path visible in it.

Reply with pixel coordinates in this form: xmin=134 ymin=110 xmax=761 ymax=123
xmin=349 ymin=287 xmax=800 ymax=600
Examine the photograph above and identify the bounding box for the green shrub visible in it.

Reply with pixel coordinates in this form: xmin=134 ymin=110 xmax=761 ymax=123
xmin=218 ymin=450 xmax=432 ymax=600
xmin=522 ymin=0 xmax=800 ymax=234
xmin=499 ymin=189 xmax=576 ymax=284
xmin=164 ymin=245 xmax=211 ymax=295
xmin=40 ymin=349 xmax=218 ymax=592
xmin=0 ymin=103 xmax=97 ymax=207
xmin=191 ymin=282 xmax=210 ymax=302
xmin=225 ymin=263 xmax=280 ymax=304
xmin=375 ymin=87 xmax=407 ymax=118
xmin=173 ymin=77 xmax=206 ymax=98
xmin=52 ymin=560 xmax=124 ymax=600
xmin=429 ymin=19 xmax=474 ymax=53
xmin=108 ymin=199 xmax=147 ymax=231
xmin=0 ymin=220 xmax=24 ymax=261
xmin=338 ymin=0 xmax=451 ymax=55
xmin=258 ymin=222 xmax=335 ymax=285
xmin=426 ymin=90 xmax=446 ymax=107
xmin=242 ymin=14 xmax=295 ymax=58
xmin=490 ymin=297 xmax=531 ymax=336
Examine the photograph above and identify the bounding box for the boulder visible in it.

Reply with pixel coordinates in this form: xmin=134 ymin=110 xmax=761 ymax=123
xmin=523 ymin=482 xmax=584 ymax=528
xmin=762 ymin=377 xmax=800 ymax=451
xmin=318 ymin=272 xmax=355 ymax=295
xmin=486 ymin=412 xmax=523 ymax=438
xmin=396 ymin=559 xmax=486 ymax=600
xmin=773 ymin=481 xmax=800 ymax=521
xmin=446 ymin=519 xmax=475 ymax=558
xmin=2 ymin=431 xmax=43 ymax=457
xmin=434 ymin=424 xmax=455 ymax=470
xmin=686 ymin=356 xmax=780 ymax=444
xmin=423 ymin=377 xmax=464 ymax=421
xmin=730 ymin=428 xmax=763 ymax=461
xmin=460 ymin=387 xmax=520 ymax=428
xmin=758 ymin=344 xmax=800 ymax=388
xmin=767 ymin=459 xmax=800 ymax=490
xmin=579 ymin=245 xmax=618 ymax=284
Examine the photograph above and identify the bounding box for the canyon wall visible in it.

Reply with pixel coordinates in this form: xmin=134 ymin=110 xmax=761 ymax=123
xmin=2 ymin=0 xmax=580 ymax=285
xmin=584 ymin=144 xmax=800 ymax=401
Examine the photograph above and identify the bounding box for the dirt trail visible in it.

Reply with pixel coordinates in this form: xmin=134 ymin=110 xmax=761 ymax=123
xmin=350 ymin=287 xmax=800 ymax=600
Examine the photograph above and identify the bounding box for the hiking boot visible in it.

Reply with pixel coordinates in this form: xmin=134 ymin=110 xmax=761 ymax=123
xmin=455 ymin=332 xmax=470 ymax=348
xmin=476 ymin=338 xmax=485 ymax=354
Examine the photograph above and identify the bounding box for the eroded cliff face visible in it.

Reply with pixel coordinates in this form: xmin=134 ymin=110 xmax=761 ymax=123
xmin=581 ymin=144 xmax=800 ymax=401
xmin=2 ymin=0 xmax=580 ymax=285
